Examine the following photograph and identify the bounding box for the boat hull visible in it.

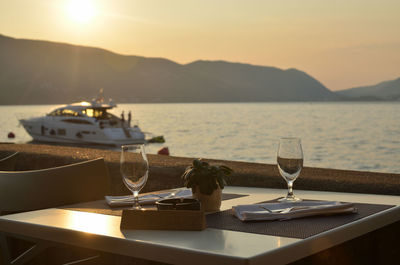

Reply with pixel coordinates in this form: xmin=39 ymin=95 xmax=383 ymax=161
xmin=20 ymin=117 xmax=146 ymax=146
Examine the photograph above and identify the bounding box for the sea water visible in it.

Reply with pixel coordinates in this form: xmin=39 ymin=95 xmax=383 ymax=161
xmin=1 ymin=102 xmax=399 ymax=174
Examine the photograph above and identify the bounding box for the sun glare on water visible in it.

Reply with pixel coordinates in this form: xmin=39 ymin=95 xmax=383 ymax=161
xmin=67 ymin=0 xmax=95 ymax=23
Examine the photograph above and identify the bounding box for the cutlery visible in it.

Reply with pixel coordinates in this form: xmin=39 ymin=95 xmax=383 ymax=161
xmin=108 ymin=189 xmax=186 ymax=202
xmin=258 ymin=206 xmax=295 ymax=214
xmin=257 ymin=204 xmax=344 ymax=214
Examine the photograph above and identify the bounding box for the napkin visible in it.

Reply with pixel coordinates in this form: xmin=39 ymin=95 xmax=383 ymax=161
xmin=233 ymin=200 xmax=357 ymax=221
xmin=105 ymin=188 xmax=192 ymax=207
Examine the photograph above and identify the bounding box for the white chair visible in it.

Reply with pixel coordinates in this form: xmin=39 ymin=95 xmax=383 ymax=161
xmin=0 ymin=158 xmax=110 ymax=265
xmin=0 ymin=152 xmax=18 ymax=171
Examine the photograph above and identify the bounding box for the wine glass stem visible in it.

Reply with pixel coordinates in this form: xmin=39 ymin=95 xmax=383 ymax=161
xmin=286 ymin=181 xmax=294 ymax=198
xmin=133 ymin=190 xmax=140 ymax=209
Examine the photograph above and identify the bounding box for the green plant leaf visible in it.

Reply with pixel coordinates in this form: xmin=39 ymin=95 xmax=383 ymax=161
xmin=180 ymin=159 xmax=233 ymax=194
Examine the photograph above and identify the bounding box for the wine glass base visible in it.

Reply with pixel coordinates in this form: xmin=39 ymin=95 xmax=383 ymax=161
xmin=278 ymin=196 xmax=302 ymax=202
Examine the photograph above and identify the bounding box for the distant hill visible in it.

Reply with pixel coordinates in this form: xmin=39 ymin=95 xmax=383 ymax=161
xmin=0 ymin=34 xmax=341 ymax=104
xmin=336 ymin=78 xmax=400 ymax=101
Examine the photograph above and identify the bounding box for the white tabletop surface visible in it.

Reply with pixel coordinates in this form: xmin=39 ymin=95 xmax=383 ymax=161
xmin=1 ymin=186 xmax=399 ymax=265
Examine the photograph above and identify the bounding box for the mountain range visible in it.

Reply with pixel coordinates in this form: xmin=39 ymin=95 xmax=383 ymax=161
xmin=336 ymin=78 xmax=400 ymax=100
xmin=0 ymin=34 xmax=398 ymax=104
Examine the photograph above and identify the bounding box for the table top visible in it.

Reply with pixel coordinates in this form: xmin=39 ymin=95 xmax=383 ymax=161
xmin=1 ymin=187 xmax=399 ymax=265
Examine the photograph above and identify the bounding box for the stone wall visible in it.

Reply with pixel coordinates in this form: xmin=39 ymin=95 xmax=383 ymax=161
xmin=1 ymin=143 xmax=399 ymax=196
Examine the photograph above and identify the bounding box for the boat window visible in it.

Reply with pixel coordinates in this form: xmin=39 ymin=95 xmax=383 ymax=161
xmin=61 ymin=119 xmax=93 ymax=125
xmin=48 ymin=109 xmax=81 ymax=117
xmin=57 ymin=129 xmax=66 ymax=135
xmin=83 ymin=109 xmax=94 ymax=117
xmin=83 ymin=108 xmax=108 ymax=119
xmin=48 ymin=110 xmax=61 ymax=116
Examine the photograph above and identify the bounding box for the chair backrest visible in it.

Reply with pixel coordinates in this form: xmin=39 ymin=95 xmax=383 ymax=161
xmin=0 ymin=152 xmax=19 ymax=171
xmin=0 ymin=158 xmax=110 ymax=214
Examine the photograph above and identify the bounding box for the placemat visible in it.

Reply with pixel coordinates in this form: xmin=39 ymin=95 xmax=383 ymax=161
xmin=63 ymin=192 xmax=247 ymax=216
xmin=206 ymin=200 xmax=394 ymax=239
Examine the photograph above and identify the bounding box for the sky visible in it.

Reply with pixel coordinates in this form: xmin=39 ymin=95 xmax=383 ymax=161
xmin=0 ymin=0 xmax=399 ymax=91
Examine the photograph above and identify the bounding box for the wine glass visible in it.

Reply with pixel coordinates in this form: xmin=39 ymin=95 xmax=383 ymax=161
xmin=277 ymin=137 xmax=303 ymax=202
xmin=120 ymin=144 xmax=149 ymax=209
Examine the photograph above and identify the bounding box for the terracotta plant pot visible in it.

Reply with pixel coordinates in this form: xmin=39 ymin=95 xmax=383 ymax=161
xmin=192 ymin=186 xmax=222 ymax=212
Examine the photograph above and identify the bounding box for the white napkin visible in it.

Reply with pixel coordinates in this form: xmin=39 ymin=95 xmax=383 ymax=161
xmin=233 ymin=200 xmax=357 ymax=221
xmin=105 ymin=188 xmax=192 ymax=207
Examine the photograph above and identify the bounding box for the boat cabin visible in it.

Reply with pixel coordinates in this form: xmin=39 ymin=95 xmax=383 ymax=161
xmin=47 ymin=101 xmax=118 ymax=120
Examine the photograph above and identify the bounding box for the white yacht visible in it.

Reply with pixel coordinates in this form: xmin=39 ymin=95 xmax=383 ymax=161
xmin=19 ymin=98 xmax=146 ymax=146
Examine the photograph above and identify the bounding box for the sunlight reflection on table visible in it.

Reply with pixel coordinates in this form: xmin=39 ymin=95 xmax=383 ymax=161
xmin=66 ymin=210 xmax=118 ymax=235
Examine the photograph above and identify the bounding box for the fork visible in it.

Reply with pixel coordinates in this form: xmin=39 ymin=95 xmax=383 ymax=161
xmin=259 ymin=206 xmax=295 ymax=214
xmin=154 ymin=188 xmax=182 ymax=199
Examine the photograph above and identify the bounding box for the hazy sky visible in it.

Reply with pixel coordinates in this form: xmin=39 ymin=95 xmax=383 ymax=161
xmin=0 ymin=0 xmax=399 ymax=90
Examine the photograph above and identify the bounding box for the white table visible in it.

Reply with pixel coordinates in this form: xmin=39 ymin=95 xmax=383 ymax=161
xmin=0 ymin=187 xmax=399 ymax=265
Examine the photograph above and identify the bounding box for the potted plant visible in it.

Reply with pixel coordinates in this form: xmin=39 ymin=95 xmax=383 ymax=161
xmin=181 ymin=158 xmax=233 ymax=212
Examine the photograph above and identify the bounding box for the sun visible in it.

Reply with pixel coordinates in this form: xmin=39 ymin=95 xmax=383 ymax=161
xmin=67 ymin=0 xmax=95 ymax=23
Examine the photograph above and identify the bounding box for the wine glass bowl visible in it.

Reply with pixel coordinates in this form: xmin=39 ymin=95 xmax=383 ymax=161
xmin=120 ymin=144 xmax=149 ymax=209
xmin=277 ymin=137 xmax=303 ymax=202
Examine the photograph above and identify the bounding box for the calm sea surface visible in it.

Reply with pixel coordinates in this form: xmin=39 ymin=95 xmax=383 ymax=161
xmin=1 ymin=102 xmax=399 ymax=174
